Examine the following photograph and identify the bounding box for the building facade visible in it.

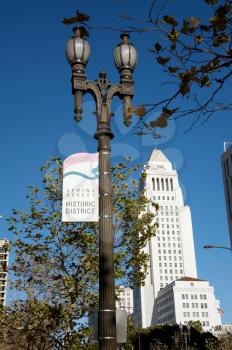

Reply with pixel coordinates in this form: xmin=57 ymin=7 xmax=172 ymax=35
xmin=156 ymin=277 xmax=221 ymax=331
xmin=221 ymin=142 xmax=232 ymax=248
xmin=133 ymin=150 xmax=221 ymax=330
xmin=116 ymin=286 xmax=133 ymax=314
xmin=0 ymin=239 xmax=9 ymax=306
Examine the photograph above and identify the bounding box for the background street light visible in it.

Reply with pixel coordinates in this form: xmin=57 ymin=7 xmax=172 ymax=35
xmin=179 ymin=323 xmax=191 ymax=350
xmin=65 ymin=27 xmax=137 ymax=350
xmin=204 ymin=245 xmax=232 ymax=252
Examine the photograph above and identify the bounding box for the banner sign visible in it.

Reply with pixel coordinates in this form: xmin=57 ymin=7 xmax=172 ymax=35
xmin=62 ymin=152 xmax=99 ymax=222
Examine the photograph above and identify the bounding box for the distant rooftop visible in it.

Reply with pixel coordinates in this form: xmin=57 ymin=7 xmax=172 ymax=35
xmin=177 ymin=276 xmax=207 ymax=282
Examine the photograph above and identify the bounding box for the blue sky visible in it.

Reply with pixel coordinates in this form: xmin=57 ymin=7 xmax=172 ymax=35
xmin=0 ymin=0 xmax=232 ymax=323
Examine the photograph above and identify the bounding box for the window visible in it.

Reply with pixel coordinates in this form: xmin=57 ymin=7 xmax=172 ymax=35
xmin=152 ymin=178 xmax=155 ymax=190
xmin=170 ymin=179 xmax=173 ymax=191
xmin=161 ymin=178 xmax=164 ymax=191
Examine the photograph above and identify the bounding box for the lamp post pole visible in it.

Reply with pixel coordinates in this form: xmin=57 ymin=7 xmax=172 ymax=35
xmin=65 ymin=27 xmax=137 ymax=350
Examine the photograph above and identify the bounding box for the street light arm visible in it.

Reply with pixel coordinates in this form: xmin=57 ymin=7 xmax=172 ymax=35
xmin=86 ymin=80 xmax=103 ymax=117
xmin=204 ymin=244 xmax=232 ymax=251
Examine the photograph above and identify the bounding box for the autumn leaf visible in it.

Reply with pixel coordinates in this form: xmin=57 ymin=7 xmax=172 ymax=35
xmin=188 ymin=16 xmax=200 ymax=27
xmin=62 ymin=9 xmax=90 ymax=25
xmin=205 ymin=0 xmax=218 ymax=4
xmin=149 ymin=107 xmax=178 ymax=129
xmin=180 ymin=83 xmax=190 ymax=96
xmin=195 ymin=35 xmax=204 ymax=44
xmin=163 ymin=15 xmax=178 ymax=27
xmin=135 ymin=105 xmax=146 ymax=117
xmin=156 ymin=56 xmax=171 ymax=65
xmin=155 ymin=43 xmax=162 ymax=51
xmin=168 ymin=66 xmax=179 ymax=73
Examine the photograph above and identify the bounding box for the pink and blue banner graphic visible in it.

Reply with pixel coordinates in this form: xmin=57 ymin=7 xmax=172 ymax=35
xmin=62 ymin=152 xmax=99 ymax=222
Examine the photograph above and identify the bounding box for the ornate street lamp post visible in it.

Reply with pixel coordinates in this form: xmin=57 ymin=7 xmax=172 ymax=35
xmin=65 ymin=27 xmax=137 ymax=350
xmin=179 ymin=323 xmax=191 ymax=350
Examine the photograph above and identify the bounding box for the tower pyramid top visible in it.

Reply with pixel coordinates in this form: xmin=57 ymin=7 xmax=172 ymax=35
xmin=148 ymin=149 xmax=170 ymax=163
xmin=147 ymin=149 xmax=173 ymax=171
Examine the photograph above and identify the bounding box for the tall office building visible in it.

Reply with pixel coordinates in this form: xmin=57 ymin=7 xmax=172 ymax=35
xmin=0 ymin=239 xmax=9 ymax=306
xmin=221 ymin=142 xmax=232 ymax=248
xmin=133 ymin=150 xmax=221 ymax=330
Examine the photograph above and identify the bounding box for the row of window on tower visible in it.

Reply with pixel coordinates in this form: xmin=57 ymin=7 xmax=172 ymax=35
xmin=152 ymin=178 xmax=174 ymax=191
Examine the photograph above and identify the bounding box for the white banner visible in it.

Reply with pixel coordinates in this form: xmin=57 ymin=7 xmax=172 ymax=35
xmin=62 ymin=152 xmax=99 ymax=222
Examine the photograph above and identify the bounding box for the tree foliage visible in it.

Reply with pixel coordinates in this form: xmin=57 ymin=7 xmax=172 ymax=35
xmin=64 ymin=1 xmax=232 ymax=133
xmin=140 ymin=0 xmax=232 ymax=132
xmin=3 ymin=157 xmax=158 ymax=348
xmin=128 ymin=324 xmax=232 ymax=350
xmin=188 ymin=320 xmax=204 ymax=333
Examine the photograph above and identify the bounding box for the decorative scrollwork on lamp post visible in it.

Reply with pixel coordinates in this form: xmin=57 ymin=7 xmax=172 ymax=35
xmin=65 ymin=27 xmax=137 ymax=350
